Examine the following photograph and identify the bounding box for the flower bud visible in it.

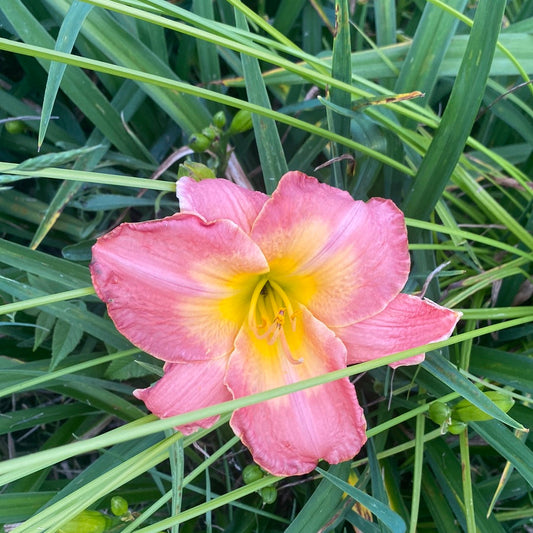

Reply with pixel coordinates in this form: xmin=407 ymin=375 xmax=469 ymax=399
xmin=188 ymin=133 xmax=211 ymax=152
xmin=177 ymin=162 xmax=216 ymax=182
xmin=447 ymin=420 xmax=467 ymax=434
xmin=110 ymin=495 xmax=129 ymax=516
xmin=58 ymin=510 xmax=109 ymax=533
xmin=260 ymin=486 xmax=277 ymax=505
xmin=428 ymin=401 xmax=452 ymax=425
xmin=213 ymin=111 xmax=226 ymax=129
xmin=451 ymin=391 xmax=514 ymax=423
xmin=242 ymin=463 xmax=264 ymax=484
xmin=228 ymin=109 xmax=253 ymax=134
xmin=5 ymin=120 xmax=26 ymax=135
xmin=202 ymin=125 xmax=219 ymax=142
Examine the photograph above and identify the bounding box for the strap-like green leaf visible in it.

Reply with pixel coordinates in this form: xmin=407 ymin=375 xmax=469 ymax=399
xmin=374 ymin=0 xmax=396 ymax=47
xmin=38 ymin=0 xmax=92 ymax=148
xmin=395 ymin=0 xmax=467 ymax=97
xmin=425 ymin=438 xmax=506 ymax=532
xmin=46 ymin=0 xmax=212 ymax=134
xmin=472 ymin=421 xmax=533 ymax=489
xmin=327 ymin=0 xmax=351 ymax=188
xmin=317 ymin=466 xmax=407 ymax=533
xmin=469 ymin=346 xmax=533 ymax=394
xmin=234 ymin=9 xmax=287 ymax=193
xmin=192 ymin=0 xmax=221 ymax=89
xmin=403 ymin=0 xmax=507 ymax=220
xmin=2 ymin=0 xmax=144 ymax=157
xmin=0 ymin=275 xmax=131 ymax=350
xmin=285 ymin=462 xmax=351 ymax=533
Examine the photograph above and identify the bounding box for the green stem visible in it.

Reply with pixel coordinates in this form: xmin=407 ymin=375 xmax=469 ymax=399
xmin=0 ymin=348 xmax=140 ymax=398
xmin=409 ymin=413 xmax=425 ymax=533
xmin=459 ymin=428 xmax=476 ymax=532
xmin=0 ymin=286 xmax=95 ymax=315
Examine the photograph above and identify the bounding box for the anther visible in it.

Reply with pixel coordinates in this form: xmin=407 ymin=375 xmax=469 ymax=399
xmin=268 ymin=280 xmax=297 ymax=330
xmin=257 ymin=307 xmax=286 ymax=343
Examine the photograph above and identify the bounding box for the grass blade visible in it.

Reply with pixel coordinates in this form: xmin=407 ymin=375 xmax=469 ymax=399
xmin=459 ymin=428 xmax=476 ymax=533
xmin=374 ymin=0 xmax=396 ymax=47
xmin=469 ymin=346 xmax=533 ymax=394
xmin=38 ymin=0 xmax=92 ymax=149
xmin=234 ymin=9 xmax=287 ymax=192
xmin=30 ymin=82 xmax=147 ymax=250
xmin=45 ymin=0 xmax=212 ymax=134
xmin=409 ymin=413 xmax=425 ymax=532
xmin=2 ymin=0 xmax=144 ymax=156
xmin=0 ymin=275 xmax=131 ymax=350
xmin=317 ymin=466 xmax=406 ymax=533
xmin=273 ymin=0 xmax=307 ymax=35
xmin=192 ymin=0 xmax=221 ymax=89
xmin=471 ymin=421 xmax=533 ymax=488
xmin=403 ymin=0 xmax=507 ymax=220
xmin=328 ymin=0 xmax=351 ymax=188
xmin=421 ymin=465 xmax=460 ymax=532
xmin=285 ymin=462 xmax=351 ymax=532
xmin=426 ymin=438 xmax=506 ymax=532
xmin=395 ymin=0 xmax=468 ymax=97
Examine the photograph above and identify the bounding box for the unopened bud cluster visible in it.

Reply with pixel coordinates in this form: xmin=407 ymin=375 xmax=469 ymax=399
xmin=57 ymin=496 xmax=133 ymax=533
xmin=242 ymin=463 xmax=278 ymax=505
xmin=188 ymin=110 xmax=253 ymax=153
xmin=428 ymin=391 xmax=514 ymax=435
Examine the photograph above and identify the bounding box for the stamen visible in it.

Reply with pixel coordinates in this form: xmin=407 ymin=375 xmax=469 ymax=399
xmin=248 ymin=278 xmax=302 ymax=364
xmin=257 ymin=307 xmax=285 ymax=342
xmin=268 ymin=279 xmax=297 ymax=330
xmin=278 ymin=326 xmax=303 ymax=364
xmin=256 ymin=295 xmax=270 ymax=330
xmin=257 ymin=312 xmax=303 ymax=363
xmin=267 ymin=287 xmax=280 ymax=319
xmin=248 ymin=277 xmax=268 ymax=330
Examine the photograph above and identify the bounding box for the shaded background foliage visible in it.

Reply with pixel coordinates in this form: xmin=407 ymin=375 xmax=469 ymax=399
xmin=0 ymin=0 xmax=532 ymax=532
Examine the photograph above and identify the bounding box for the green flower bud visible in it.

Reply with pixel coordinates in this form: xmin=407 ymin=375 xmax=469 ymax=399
xmin=260 ymin=486 xmax=277 ymax=505
xmin=447 ymin=420 xmax=467 ymax=434
xmin=58 ymin=510 xmax=109 ymax=533
xmin=213 ymin=111 xmax=226 ymax=129
xmin=428 ymin=401 xmax=452 ymax=425
xmin=110 ymin=495 xmax=129 ymax=516
xmin=5 ymin=120 xmax=26 ymax=135
xmin=188 ymin=132 xmax=211 ymax=152
xmin=177 ymin=162 xmax=216 ymax=182
xmin=228 ymin=109 xmax=253 ymax=134
xmin=242 ymin=463 xmax=264 ymax=484
xmin=451 ymin=391 xmax=515 ymax=423
xmin=201 ymin=125 xmax=218 ymax=142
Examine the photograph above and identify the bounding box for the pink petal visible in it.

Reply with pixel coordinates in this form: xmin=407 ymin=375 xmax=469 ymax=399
xmin=134 ymin=357 xmax=232 ymax=434
xmin=177 ymin=177 xmax=268 ymax=233
xmin=250 ymin=172 xmax=410 ymax=327
xmin=90 ymin=214 xmax=269 ymax=362
xmin=225 ymin=306 xmax=367 ymax=476
xmin=334 ymin=294 xmax=461 ymax=368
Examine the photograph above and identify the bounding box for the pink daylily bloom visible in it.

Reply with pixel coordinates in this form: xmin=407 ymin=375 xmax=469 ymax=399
xmin=90 ymin=171 xmax=461 ymax=476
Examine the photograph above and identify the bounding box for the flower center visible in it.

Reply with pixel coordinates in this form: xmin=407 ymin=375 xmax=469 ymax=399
xmin=248 ymin=278 xmax=302 ymax=364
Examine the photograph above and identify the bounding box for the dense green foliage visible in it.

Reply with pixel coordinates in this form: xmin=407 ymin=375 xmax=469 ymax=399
xmin=0 ymin=1 xmax=532 ymax=531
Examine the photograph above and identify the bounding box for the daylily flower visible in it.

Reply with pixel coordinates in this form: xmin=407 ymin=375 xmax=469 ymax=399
xmin=90 ymin=171 xmax=460 ymax=476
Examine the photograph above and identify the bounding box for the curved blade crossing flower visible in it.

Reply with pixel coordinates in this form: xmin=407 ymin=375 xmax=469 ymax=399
xmin=90 ymin=171 xmax=461 ymax=476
